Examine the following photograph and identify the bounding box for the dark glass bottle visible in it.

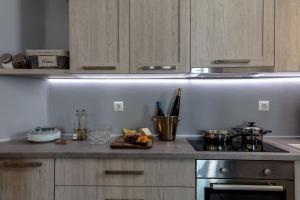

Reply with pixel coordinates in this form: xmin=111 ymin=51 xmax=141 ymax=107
xmin=156 ymin=101 xmax=165 ymax=116
xmin=170 ymin=88 xmax=182 ymax=117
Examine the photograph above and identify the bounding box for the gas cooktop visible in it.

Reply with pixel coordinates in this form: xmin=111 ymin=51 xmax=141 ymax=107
xmin=187 ymin=138 xmax=288 ymax=153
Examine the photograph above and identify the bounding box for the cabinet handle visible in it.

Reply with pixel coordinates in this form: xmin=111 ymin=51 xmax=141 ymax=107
xmin=82 ymin=66 xmax=116 ymax=71
xmin=104 ymin=170 xmax=144 ymax=175
xmin=212 ymin=184 xmax=283 ymax=192
xmin=141 ymin=66 xmax=176 ymax=71
xmin=3 ymin=162 xmax=42 ymax=168
xmin=214 ymin=60 xmax=250 ymax=64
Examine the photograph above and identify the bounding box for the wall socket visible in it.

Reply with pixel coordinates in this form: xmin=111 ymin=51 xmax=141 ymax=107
xmin=258 ymin=101 xmax=270 ymax=112
xmin=113 ymin=101 xmax=124 ymax=112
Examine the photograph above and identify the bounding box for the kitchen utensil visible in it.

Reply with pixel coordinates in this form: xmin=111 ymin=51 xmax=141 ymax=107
xmin=55 ymin=139 xmax=70 ymax=145
xmin=73 ymin=109 xmax=89 ymax=141
xmin=202 ymin=129 xmax=233 ymax=144
xmin=153 ymin=116 xmax=178 ymax=141
xmin=110 ymin=136 xmax=153 ymax=149
xmin=233 ymin=122 xmax=272 ymax=143
xmin=13 ymin=54 xmax=29 ymax=69
xmin=88 ymin=126 xmax=112 ymax=144
xmin=26 ymin=49 xmax=69 ymax=69
xmin=27 ymin=127 xmax=61 ymax=143
xmin=0 ymin=54 xmax=13 ymax=68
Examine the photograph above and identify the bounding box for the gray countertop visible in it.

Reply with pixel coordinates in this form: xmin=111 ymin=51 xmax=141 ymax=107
xmin=1 ymin=137 xmax=300 ymax=160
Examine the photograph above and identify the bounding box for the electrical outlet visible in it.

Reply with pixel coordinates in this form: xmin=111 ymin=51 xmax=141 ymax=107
xmin=259 ymin=101 xmax=270 ymax=112
xmin=113 ymin=101 xmax=124 ymax=112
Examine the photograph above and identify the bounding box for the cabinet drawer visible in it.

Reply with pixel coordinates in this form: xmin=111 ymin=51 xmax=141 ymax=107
xmin=55 ymin=159 xmax=195 ymax=187
xmin=1 ymin=159 xmax=54 ymax=200
xmin=55 ymin=186 xmax=195 ymax=200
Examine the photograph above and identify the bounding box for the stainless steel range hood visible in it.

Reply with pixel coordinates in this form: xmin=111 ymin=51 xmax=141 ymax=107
xmin=189 ymin=66 xmax=274 ymax=78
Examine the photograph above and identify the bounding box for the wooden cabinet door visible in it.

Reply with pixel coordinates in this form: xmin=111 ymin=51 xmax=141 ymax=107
xmin=296 ymin=162 xmax=300 ymax=200
xmin=56 ymin=186 xmax=195 ymax=200
xmin=130 ymin=0 xmax=190 ymax=73
xmin=1 ymin=159 xmax=54 ymax=200
xmin=56 ymin=186 xmax=97 ymax=200
xmin=69 ymin=0 xmax=129 ymax=73
xmin=275 ymin=0 xmax=300 ymax=71
xmin=191 ymin=0 xmax=274 ymax=68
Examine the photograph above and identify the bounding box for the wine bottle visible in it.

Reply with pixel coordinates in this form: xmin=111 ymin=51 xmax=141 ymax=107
xmin=80 ymin=109 xmax=88 ymax=140
xmin=170 ymin=88 xmax=182 ymax=117
xmin=156 ymin=101 xmax=165 ymax=116
xmin=73 ymin=110 xmax=80 ymax=141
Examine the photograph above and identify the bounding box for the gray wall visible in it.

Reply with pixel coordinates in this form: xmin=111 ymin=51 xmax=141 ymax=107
xmin=0 ymin=77 xmax=48 ymax=139
xmin=0 ymin=0 xmax=68 ymax=55
xmin=0 ymin=0 xmax=300 ymax=139
xmin=0 ymin=0 xmax=45 ymax=54
xmin=0 ymin=0 xmax=50 ymax=139
xmin=44 ymin=0 xmax=69 ymax=49
xmin=47 ymin=78 xmax=300 ymax=137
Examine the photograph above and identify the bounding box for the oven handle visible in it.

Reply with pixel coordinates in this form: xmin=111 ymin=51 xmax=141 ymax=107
xmin=212 ymin=184 xmax=284 ymax=192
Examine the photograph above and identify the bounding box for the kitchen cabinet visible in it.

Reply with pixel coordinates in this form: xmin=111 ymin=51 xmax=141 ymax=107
xmin=296 ymin=161 xmax=300 ymax=200
xmin=0 ymin=159 xmax=54 ymax=200
xmin=69 ymin=0 xmax=190 ymax=74
xmin=55 ymin=186 xmax=195 ymax=200
xmin=55 ymin=159 xmax=195 ymax=187
xmin=129 ymin=0 xmax=190 ymax=73
xmin=191 ymin=0 xmax=275 ymax=69
xmin=275 ymin=0 xmax=300 ymax=72
xmin=55 ymin=159 xmax=195 ymax=200
xmin=69 ymin=0 xmax=130 ymax=73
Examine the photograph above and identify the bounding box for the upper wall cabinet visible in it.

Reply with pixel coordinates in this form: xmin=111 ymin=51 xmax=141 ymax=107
xmin=275 ymin=0 xmax=300 ymax=72
xmin=129 ymin=0 xmax=190 ymax=73
xmin=69 ymin=0 xmax=130 ymax=73
xmin=191 ymin=0 xmax=275 ymax=68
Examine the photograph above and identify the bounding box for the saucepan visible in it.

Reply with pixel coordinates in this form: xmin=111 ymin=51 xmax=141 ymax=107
xmin=202 ymin=129 xmax=234 ymax=144
xmin=233 ymin=122 xmax=272 ymax=143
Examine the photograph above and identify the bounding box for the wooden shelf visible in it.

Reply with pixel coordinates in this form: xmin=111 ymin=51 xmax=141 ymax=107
xmin=0 ymin=69 xmax=71 ymax=78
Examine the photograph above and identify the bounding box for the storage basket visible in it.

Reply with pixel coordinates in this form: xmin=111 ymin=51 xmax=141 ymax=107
xmin=26 ymin=49 xmax=69 ymax=69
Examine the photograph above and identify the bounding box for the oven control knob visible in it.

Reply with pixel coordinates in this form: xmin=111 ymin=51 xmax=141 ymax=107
xmin=263 ymin=168 xmax=272 ymax=176
xmin=219 ymin=168 xmax=228 ymax=174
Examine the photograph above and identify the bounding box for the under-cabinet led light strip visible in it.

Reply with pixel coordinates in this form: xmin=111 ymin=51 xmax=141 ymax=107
xmin=48 ymin=77 xmax=300 ymax=84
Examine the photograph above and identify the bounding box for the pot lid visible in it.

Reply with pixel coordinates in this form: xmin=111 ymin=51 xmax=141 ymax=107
xmin=243 ymin=122 xmax=262 ymax=131
xmin=203 ymin=129 xmax=230 ymax=135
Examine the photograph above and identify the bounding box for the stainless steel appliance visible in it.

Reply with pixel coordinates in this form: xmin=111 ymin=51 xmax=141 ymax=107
xmin=189 ymin=66 xmax=273 ymax=78
xmin=196 ymin=160 xmax=294 ymax=200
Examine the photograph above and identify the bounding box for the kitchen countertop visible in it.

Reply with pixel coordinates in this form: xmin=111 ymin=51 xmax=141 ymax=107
xmin=0 ymin=137 xmax=300 ymax=160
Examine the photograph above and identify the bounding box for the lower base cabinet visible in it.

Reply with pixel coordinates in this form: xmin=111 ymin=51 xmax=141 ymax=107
xmin=55 ymin=159 xmax=195 ymax=200
xmin=55 ymin=186 xmax=195 ymax=200
xmin=0 ymin=159 xmax=54 ymax=200
xmin=296 ymin=162 xmax=300 ymax=200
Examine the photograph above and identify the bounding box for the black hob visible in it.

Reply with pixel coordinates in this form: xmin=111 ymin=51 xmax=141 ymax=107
xmin=187 ymin=138 xmax=288 ymax=153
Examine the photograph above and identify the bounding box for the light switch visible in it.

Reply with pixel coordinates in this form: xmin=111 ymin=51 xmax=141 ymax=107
xmin=113 ymin=101 xmax=124 ymax=112
xmin=258 ymin=101 xmax=270 ymax=112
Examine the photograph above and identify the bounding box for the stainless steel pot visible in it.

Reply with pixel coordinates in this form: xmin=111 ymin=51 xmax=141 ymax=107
xmin=202 ymin=130 xmax=233 ymax=144
xmin=233 ymin=122 xmax=272 ymax=143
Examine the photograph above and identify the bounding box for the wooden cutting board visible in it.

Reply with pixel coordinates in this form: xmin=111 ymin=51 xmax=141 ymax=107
xmin=110 ymin=136 xmax=153 ymax=149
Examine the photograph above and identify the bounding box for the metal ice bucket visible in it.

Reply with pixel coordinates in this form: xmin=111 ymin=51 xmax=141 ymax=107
xmin=153 ymin=116 xmax=179 ymax=141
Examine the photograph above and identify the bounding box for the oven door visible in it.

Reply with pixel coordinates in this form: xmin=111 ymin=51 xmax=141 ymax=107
xmin=197 ymin=179 xmax=294 ymax=200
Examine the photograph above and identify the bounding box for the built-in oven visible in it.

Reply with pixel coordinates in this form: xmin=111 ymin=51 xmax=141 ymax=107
xmin=197 ymin=160 xmax=295 ymax=200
